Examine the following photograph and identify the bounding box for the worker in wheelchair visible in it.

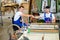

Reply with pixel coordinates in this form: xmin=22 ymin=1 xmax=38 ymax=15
xmin=34 ymin=6 xmax=56 ymax=23
xmin=13 ymin=6 xmax=34 ymax=29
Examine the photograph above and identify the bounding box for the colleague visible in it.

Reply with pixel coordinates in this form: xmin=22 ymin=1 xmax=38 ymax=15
xmin=35 ymin=6 xmax=56 ymax=23
xmin=13 ymin=6 xmax=33 ymax=29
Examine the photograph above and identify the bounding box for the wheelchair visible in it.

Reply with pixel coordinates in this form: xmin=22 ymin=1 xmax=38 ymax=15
xmin=7 ymin=16 xmax=23 ymax=40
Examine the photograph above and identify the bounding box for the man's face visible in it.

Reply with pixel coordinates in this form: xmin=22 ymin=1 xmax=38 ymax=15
xmin=45 ymin=8 xmax=50 ymax=13
xmin=19 ymin=7 xmax=24 ymax=12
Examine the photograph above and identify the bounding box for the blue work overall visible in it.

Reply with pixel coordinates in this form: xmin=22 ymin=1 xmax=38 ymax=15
xmin=44 ymin=13 xmax=52 ymax=23
xmin=13 ymin=16 xmax=28 ymax=28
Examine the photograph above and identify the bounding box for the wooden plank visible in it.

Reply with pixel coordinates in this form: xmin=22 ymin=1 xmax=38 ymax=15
xmin=21 ymin=3 xmax=29 ymax=10
xmin=31 ymin=29 xmax=59 ymax=33
xmin=31 ymin=23 xmax=58 ymax=25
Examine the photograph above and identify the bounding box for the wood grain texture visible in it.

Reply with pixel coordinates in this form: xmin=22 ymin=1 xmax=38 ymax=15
xmin=31 ymin=29 xmax=59 ymax=33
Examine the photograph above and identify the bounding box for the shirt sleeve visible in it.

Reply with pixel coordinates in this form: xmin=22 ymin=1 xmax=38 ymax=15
xmin=14 ymin=12 xmax=22 ymax=21
xmin=52 ymin=14 xmax=55 ymax=20
xmin=16 ymin=12 xmax=22 ymax=16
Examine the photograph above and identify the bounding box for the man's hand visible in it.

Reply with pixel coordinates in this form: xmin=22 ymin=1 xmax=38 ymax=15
xmin=34 ymin=16 xmax=40 ymax=19
xmin=29 ymin=15 xmax=34 ymax=18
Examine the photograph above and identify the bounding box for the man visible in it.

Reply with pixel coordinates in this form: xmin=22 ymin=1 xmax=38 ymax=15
xmin=35 ymin=6 xmax=56 ymax=23
xmin=13 ymin=6 xmax=33 ymax=29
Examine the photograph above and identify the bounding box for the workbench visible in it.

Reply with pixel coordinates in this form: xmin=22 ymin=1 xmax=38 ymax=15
xmin=18 ymin=23 xmax=59 ymax=40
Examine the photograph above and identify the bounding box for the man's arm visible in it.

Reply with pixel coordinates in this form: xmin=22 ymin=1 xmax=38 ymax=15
xmin=34 ymin=14 xmax=43 ymax=19
xmin=52 ymin=14 xmax=56 ymax=23
xmin=21 ymin=13 xmax=34 ymax=17
xmin=52 ymin=17 xmax=56 ymax=23
xmin=34 ymin=16 xmax=40 ymax=19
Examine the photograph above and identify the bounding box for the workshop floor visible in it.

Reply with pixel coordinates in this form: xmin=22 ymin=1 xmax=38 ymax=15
xmin=25 ymin=32 xmax=59 ymax=40
xmin=0 ymin=16 xmax=11 ymax=40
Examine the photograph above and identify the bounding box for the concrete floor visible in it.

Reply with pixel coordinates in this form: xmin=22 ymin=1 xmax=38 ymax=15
xmin=0 ymin=16 xmax=12 ymax=40
xmin=25 ymin=32 xmax=59 ymax=40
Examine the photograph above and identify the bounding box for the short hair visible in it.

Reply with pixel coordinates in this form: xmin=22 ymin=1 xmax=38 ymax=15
xmin=18 ymin=6 xmax=24 ymax=9
xmin=45 ymin=6 xmax=50 ymax=9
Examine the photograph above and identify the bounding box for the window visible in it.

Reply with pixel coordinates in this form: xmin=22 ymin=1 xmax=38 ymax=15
xmin=57 ymin=0 xmax=60 ymax=12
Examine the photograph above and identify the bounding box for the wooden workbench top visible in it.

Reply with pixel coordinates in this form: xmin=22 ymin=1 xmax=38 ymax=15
xmin=30 ymin=29 xmax=59 ymax=33
xmin=31 ymin=23 xmax=58 ymax=25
